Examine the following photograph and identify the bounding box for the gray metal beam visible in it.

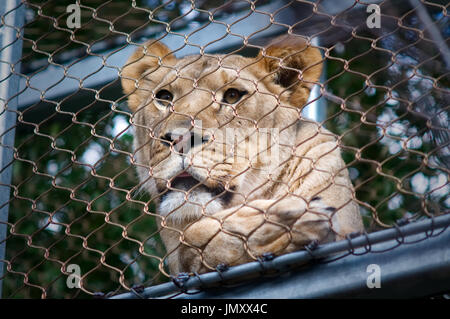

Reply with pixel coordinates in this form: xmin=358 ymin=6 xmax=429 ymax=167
xmin=180 ymin=225 xmax=450 ymax=299
xmin=16 ymin=2 xmax=287 ymax=110
xmin=15 ymin=0 xmax=390 ymax=119
xmin=0 ymin=0 xmax=25 ymax=298
xmin=110 ymin=213 xmax=450 ymax=299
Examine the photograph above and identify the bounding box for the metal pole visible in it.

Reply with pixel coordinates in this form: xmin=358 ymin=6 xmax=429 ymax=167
xmin=303 ymin=37 xmax=327 ymax=123
xmin=408 ymin=0 xmax=450 ymax=69
xmin=0 ymin=0 xmax=25 ymax=298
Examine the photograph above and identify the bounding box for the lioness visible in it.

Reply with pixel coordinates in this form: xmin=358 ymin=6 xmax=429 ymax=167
xmin=121 ymin=36 xmax=364 ymax=275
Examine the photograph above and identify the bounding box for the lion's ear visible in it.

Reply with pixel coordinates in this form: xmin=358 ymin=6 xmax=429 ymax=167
xmin=121 ymin=40 xmax=176 ymax=110
xmin=257 ymin=36 xmax=323 ymax=107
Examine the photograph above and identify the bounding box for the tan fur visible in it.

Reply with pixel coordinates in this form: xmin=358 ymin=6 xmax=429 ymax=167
xmin=121 ymin=36 xmax=364 ymax=275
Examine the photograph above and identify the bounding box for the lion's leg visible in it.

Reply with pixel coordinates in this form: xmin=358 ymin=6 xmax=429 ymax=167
xmin=177 ymin=197 xmax=336 ymax=273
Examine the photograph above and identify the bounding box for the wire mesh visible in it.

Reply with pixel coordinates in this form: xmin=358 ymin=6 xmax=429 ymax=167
xmin=0 ymin=0 xmax=449 ymax=298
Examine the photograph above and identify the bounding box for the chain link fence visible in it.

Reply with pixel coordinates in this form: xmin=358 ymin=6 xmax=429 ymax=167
xmin=0 ymin=0 xmax=449 ymax=299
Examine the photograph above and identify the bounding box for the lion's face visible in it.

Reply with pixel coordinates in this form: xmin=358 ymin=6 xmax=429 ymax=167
xmin=122 ymin=38 xmax=322 ymax=224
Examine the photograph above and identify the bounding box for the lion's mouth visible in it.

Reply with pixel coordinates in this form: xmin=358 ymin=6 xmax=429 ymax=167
xmin=167 ymin=171 xmax=234 ymax=205
xmin=176 ymin=171 xmax=193 ymax=178
xmin=170 ymin=171 xmax=198 ymax=189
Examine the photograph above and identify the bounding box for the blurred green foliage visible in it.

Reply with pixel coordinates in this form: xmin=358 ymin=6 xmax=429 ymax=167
xmin=324 ymin=20 xmax=449 ymax=229
xmin=5 ymin=109 xmax=166 ymax=298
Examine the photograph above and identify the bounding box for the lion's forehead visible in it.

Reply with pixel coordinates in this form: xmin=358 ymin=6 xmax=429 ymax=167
xmin=158 ymin=55 xmax=258 ymax=90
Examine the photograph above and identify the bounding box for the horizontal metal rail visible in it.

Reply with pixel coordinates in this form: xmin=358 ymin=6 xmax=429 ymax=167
xmin=110 ymin=213 xmax=450 ymax=299
xmin=181 ymin=223 xmax=450 ymax=298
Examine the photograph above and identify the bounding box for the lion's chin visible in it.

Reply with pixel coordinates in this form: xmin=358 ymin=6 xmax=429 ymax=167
xmin=158 ymin=186 xmax=224 ymax=225
xmin=158 ymin=172 xmax=235 ymax=225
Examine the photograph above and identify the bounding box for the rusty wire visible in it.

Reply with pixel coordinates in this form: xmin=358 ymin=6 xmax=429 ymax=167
xmin=0 ymin=0 xmax=449 ymax=298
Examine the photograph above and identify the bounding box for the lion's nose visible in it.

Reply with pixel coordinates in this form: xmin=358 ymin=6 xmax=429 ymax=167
xmin=160 ymin=132 xmax=209 ymax=152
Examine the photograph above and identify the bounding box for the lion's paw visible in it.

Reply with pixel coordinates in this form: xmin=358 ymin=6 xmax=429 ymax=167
xmin=245 ymin=197 xmax=336 ymax=256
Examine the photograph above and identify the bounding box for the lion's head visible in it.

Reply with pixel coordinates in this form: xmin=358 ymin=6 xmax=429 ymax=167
xmin=121 ymin=36 xmax=323 ymax=225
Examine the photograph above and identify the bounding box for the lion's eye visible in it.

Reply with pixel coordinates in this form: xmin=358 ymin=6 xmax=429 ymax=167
xmin=155 ymin=89 xmax=173 ymax=108
xmin=222 ymin=88 xmax=247 ymax=105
